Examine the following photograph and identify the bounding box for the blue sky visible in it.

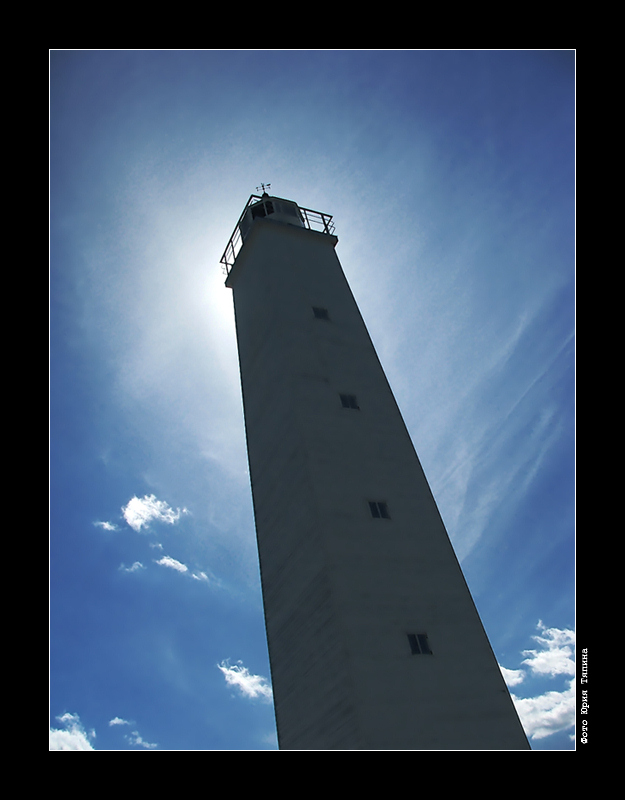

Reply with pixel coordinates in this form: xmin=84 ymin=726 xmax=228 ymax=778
xmin=50 ymin=50 xmax=575 ymax=751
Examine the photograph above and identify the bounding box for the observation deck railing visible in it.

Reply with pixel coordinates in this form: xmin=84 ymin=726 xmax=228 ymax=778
xmin=220 ymin=195 xmax=335 ymax=275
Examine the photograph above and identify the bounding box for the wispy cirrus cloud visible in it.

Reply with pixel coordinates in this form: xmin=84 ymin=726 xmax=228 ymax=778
xmin=94 ymin=520 xmax=118 ymax=531
xmin=126 ymin=730 xmax=158 ymax=749
xmin=122 ymin=494 xmax=187 ymax=533
xmin=49 ymin=712 xmax=95 ymax=751
xmin=108 ymin=717 xmax=156 ymax=748
xmin=421 ymin=306 xmax=573 ymax=563
xmin=119 ymin=561 xmax=145 ymax=573
xmin=217 ymin=660 xmax=273 ymax=702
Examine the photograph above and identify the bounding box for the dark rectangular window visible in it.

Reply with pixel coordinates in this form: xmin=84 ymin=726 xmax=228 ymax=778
xmin=251 ymin=200 xmax=274 ymax=219
xmin=312 ymin=307 xmax=329 ymax=320
xmin=368 ymin=501 xmax=390 ymax=519
xmin=340 ymin=394 xmax=359 ymax=409
xmin=408 ymin=633 xmax=432 ymax=655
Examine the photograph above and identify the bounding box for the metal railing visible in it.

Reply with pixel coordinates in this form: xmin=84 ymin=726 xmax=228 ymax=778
xmin=220 ymin=195 xmax=335 ymax=276
xmin=299 ymin=206 xmax=335 ymax=236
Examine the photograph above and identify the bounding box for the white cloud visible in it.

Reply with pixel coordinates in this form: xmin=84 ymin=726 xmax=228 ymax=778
xmin=217 ymin=660 xmax=273 ymax=702
xmin=94 ymin=520 xmax=117 ymax=531
xmin=108 ymin=718 xmax=156 ymax=748
xmin=155 ymin=555 xmax=188 ymax=573
xmin=49 ymin=713 xmax=95 ymax=751
xmin=512 ymin=680 xmax=575 ymax=740
xmin=521 ymin=620 xmax=575 ymax=678
xmin=500 ymin=665 xmax=525 ymax=687
xmin=126 ymin=730 xmax=158 ymax=749
xmin=119 ymin=561 xmax=145 ymax=573
xmin=502 ymin=621 xmax=576 ymax=742
xmin=122 ymin=494 xmax=187 ymax=532
xmin=152 ymin=556 xmax=215 ymax=583
xmin=260 ymin=730 xmax=279 ymax=749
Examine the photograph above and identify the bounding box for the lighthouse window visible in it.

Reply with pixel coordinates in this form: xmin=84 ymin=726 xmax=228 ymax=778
xmin=368 ymin=501 xmax=390 ymax=519
xmin=251 ymin=201 xmax=274 ymax=220
xmin=340 ymin=394 xmax=359 ymax=410
xmin=312 ymin=307 xmax=329 ymax=320
xmin=408 ymin=633 xmax=432 ymax=655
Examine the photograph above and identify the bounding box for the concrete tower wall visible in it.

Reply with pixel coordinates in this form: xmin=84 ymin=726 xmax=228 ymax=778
xmin=226 ymin=203 xmax=529 ymax=750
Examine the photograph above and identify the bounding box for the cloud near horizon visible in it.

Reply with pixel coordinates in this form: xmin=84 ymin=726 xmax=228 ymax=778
xmin=500 ymin=621 xmax=575 ymax=742
xmin=512 ymin=680 xmax=575 ymax=741
xmin=49 ymin=713 xmax=95 ymax=751
xmin=126 ymin=730 xmax=158 ymax=749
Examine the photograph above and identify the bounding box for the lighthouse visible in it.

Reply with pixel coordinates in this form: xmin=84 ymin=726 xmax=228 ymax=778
xmin=222 ymin=192 xmax=529 ymax=750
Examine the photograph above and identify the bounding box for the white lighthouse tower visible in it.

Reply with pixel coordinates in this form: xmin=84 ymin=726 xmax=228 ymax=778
xmin=222 ymin=192 xmax=529 ymax=750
